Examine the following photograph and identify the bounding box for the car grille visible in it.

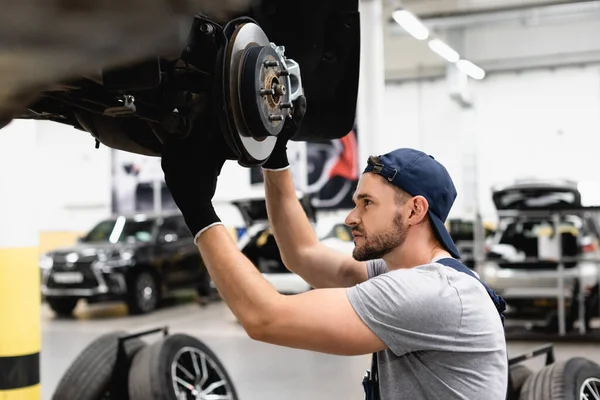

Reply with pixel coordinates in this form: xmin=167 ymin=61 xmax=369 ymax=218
xmin=47 ymin=261 xmax=99 ymax=289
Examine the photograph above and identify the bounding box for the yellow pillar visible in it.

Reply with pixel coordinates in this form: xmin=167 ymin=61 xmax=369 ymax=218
xmin=0 ymin=120 xmax=41 ymax=399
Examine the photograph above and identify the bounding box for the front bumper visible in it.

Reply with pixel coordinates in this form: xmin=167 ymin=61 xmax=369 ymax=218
xmin=41 ymin=261 xmax=128 ymax=298
xmin=479 ymin=260 xmax=600 ymax=301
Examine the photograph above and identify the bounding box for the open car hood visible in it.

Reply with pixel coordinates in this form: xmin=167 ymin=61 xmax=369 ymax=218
xmin=492 ymin=179 xmax=582 ymax=211
xmin=231 ymin=194 xmax=316 ymax=227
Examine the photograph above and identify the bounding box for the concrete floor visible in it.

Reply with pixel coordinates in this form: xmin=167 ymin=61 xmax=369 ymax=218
xmin=40 ymin=298 xmax=600 ymax=400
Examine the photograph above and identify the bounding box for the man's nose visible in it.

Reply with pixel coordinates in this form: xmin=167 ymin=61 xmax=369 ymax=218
xmin=345 ymin=208 xmax=359 ymax=227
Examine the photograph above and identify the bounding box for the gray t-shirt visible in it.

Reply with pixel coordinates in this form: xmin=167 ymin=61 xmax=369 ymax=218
xmin=346 ymin=259 xmax=507 ymax=400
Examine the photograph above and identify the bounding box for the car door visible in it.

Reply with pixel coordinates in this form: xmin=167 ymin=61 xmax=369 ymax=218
xmin=155 ymin=216 xmax=192 ymax=289
xmin=172 ymin=215 xmax=205 ymax=287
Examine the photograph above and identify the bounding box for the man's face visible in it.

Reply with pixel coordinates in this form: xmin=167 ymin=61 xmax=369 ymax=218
xmin=345 ymin=173 xmax=409 ymax=261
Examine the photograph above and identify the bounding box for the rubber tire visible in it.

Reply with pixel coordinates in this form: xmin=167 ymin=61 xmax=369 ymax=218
xmin=520 ymin=357 xmax=600 ymax=400
xmin=47 ymin=298 xmax=78 ymax=317
xmin=510 ymin=364 xmax=534 ymax=394
xmin=51 ymin=331 xmax=146 ymax=400
xmin=128 ymin=333 xmax=239 ymax=400
xmin=126 ymin=269 xmax=161 ymax=315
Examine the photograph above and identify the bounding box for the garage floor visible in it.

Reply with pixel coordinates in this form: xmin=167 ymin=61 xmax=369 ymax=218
xmin=41 ymin=298 xmax=600 ymax=400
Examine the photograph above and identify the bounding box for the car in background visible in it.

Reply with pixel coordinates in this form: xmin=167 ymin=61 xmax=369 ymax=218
xmin=441 ymin=218 xmax=496 ymax=270
xmin=479 ymin=179 xmax=600 ymax=330
xmin=232 ymin=194 xmax=354 ymax=294
xmin=39 ymin=211 xmax=212 ymax=317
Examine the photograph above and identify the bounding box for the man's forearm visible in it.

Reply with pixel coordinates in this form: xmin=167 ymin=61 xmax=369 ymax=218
xmin=263 ymin=169 xmax=320 ymax=263
xmin=195 ymin=225 xmax=281 ymax=335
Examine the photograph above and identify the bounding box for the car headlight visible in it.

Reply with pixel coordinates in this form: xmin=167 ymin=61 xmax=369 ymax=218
xmin=120 ymin=251 xmax=133 ymax=261
xmin=39 ymin=255 xmax=53 ymax=269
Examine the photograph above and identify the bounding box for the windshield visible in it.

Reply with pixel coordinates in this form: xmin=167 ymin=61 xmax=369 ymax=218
xmin=82 ymin=216 xmax=155 ymax=243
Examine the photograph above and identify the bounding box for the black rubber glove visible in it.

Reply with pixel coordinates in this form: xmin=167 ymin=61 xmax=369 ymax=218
xmin=262 ymin=95 xmax=307 ymax=171
xmin=161 ymin=116 xmax=234 ymax=242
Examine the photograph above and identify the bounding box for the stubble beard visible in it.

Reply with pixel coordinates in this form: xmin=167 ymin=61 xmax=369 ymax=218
xmin=352 ymin=212 xmax=407 ymax=261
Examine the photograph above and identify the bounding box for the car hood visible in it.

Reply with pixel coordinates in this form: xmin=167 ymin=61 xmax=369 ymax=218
xmin=231 ymin=195 xmax=316 ymax=227
xmin=492 ymin=180 xmax=581 ymax=211
xmin=46 ymin=242 xmax=143 ymax=261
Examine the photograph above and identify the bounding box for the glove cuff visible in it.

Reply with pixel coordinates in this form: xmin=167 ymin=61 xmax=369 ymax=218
xmin=180 ymin=203 xmax=221 ymax=242
xmin=193 ymin=221 xmax=224 ymax=245
xmin=262 ymin=164 xmax=291 ymax=172
xmin=261 ymin=150 xmax=289 ymax=170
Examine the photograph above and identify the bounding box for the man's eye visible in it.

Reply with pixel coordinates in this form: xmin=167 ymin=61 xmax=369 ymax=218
xmin=364 ymin=200 xmax=371 ymax=206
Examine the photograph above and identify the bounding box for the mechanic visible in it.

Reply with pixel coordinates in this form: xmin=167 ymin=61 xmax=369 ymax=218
xmin=160 ymin=100 xmax=508 ymax=400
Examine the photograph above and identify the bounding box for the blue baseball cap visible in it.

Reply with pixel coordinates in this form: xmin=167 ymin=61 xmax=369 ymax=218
xmin=363 ymin=148 xmax=460 ymax=259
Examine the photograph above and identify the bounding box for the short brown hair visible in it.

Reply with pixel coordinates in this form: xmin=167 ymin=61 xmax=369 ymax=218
xmin=367 ymin=155 xmax=412 ymax=205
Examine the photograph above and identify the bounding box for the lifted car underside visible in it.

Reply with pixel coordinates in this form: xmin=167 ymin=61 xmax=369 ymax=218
xmin=0 ymin=0 xmax=360 ymax=166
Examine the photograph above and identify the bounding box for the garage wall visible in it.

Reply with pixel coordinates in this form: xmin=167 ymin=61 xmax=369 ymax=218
xmin=380 ymin=77 xmax=469 ymax=219
xmin=381 ymin=64 xmax=600 ymax=221
xmin=36 ymin=121 xmax=112 ymax=252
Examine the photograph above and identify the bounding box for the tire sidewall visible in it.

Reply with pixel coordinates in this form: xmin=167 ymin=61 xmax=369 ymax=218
xmin=52 ymin=331 xmax=145 ymax=400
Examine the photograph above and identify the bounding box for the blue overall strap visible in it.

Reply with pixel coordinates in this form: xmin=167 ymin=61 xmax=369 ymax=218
xmin=436 ymin=258 xmax=506 ymax=326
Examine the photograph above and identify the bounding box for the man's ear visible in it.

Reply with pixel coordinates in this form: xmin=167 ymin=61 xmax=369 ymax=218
xmin=408 ymin=196 xmax=429 ymax=225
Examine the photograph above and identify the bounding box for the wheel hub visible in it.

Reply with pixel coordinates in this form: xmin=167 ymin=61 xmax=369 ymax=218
xmin=218 ymin=20 xmax=303 ymax=167
xmin=239 ymin=45 xmax=290 ymax=138
xmin=136 ymin=273 xmax=156 ymax=312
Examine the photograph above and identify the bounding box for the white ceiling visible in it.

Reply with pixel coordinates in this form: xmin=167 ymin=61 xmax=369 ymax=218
xmin=391 ymin=0 xmax=585 ymax=17
xmin=380 ymin=0 xmax=600 ymax=81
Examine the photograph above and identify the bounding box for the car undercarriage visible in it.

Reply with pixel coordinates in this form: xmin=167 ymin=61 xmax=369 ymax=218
xmin=0 ymin=0 xmax=360 ymax=166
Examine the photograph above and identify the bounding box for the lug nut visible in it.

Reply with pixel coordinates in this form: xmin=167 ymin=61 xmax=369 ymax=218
xmin=269 ymin=114 xmax=285 ymax=121
xmin=277 ymin=70 xmax=290 ymax=77
xmin=280 ymin=102 xmax=292 ymax=109
xmin=264 ymin=60 xmax=279 ymax=68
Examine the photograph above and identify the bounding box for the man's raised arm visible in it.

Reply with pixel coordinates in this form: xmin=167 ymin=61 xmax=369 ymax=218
xmin=262 ymin=156 xmax=367 ymax=289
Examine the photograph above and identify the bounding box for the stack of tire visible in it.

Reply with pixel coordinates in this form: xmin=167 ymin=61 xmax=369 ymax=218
xmin=51 ymin=331 xmax=239 ymax=400
xmin=510 ymin=358 xmax=600 ymax=400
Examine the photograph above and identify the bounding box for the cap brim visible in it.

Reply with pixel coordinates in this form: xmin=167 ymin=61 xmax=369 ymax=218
xmin=428 ymin=211 xmax=461 ymax=259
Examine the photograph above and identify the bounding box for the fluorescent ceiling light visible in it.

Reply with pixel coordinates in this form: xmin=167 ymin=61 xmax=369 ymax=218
xmin=392 ymin=9 xmax=429 ymax=40
xmin=428 ymin=39 xmax=459 ymax=63
xmin=456 ymin=59 xmax=486 ymax=80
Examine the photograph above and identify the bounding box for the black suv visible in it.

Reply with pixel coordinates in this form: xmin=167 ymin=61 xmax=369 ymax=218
xmin=39 ymin=211 xmax=211 ymax=317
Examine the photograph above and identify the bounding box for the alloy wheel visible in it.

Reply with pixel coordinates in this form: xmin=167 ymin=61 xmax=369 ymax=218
xmin=170 ymin=346 xmax=235 ymax=400
xmin=135 ymin=272 xmax=157 ymax=313
xmin=580 ymin=377 xmax=600 ymax=400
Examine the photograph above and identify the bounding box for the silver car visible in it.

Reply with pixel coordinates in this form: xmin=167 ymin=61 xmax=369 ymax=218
xmin=479 ymin=179 xmax=600 ymax=330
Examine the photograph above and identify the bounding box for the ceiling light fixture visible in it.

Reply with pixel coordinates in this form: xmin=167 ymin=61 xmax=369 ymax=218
xmin=428 ymin=39 xmax=460 ymax=63
xmin=456 ymin=59 xmax=486 ymax=80
xmin=392 ymin=9 xmax=429 ymax=40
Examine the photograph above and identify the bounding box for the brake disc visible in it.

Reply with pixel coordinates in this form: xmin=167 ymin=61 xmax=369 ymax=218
xmin=219 ymin=20 xmax=302 ymax=167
